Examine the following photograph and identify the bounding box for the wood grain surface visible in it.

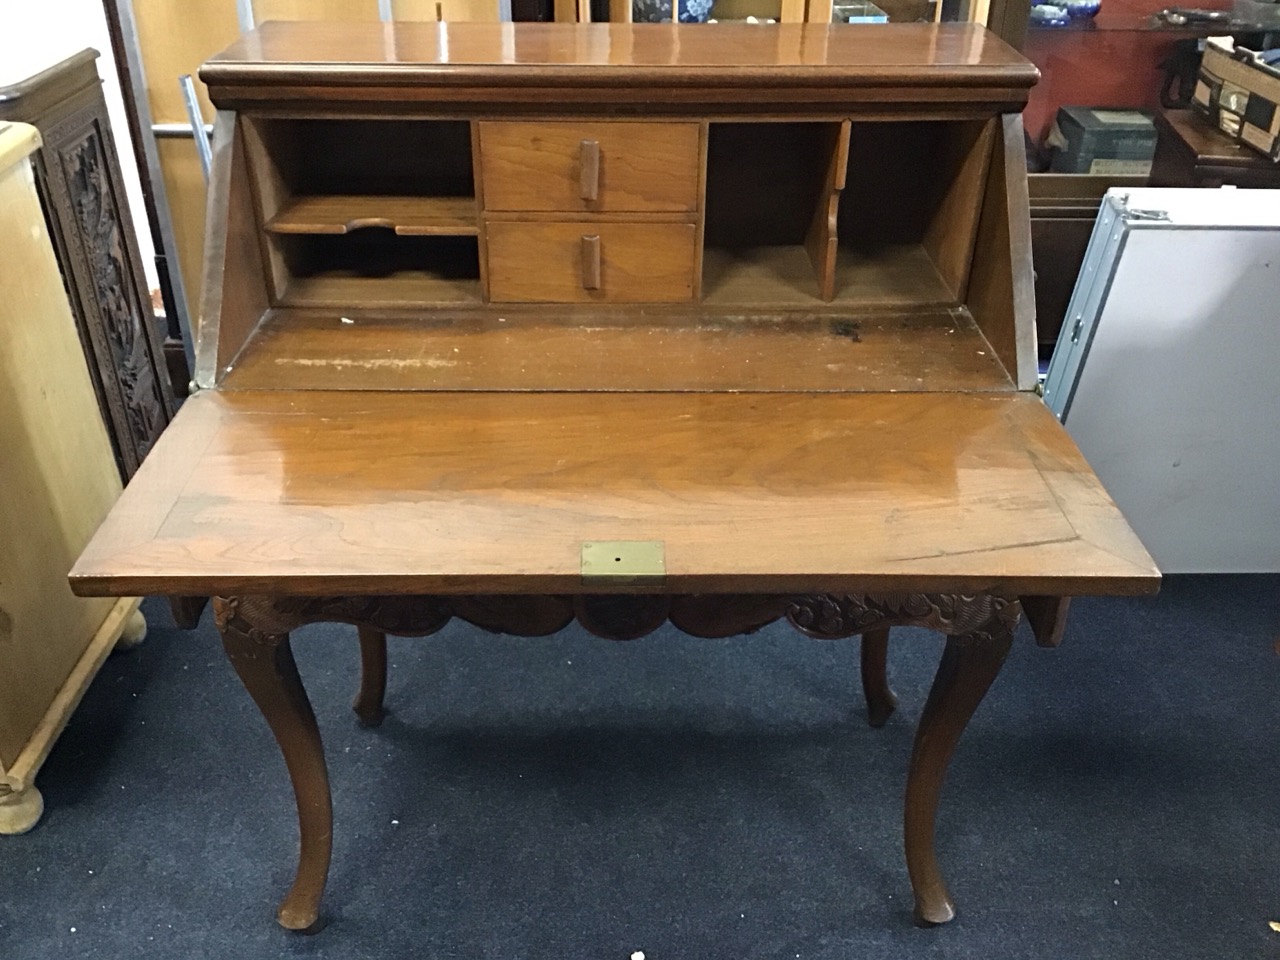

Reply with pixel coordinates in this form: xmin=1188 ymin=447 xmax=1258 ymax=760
xmin=205 ymin=22 xmax=1036 ymax=83
xmin=479 ymin=121 xmax=700 ymax=213
xmin=966 ymin=114 xmax=1037 ymax=391
xmin=70 ymin=389 xmax=1158 ymax=598
xmin=280 ymin=272 xmax=484 ymax=308
xmin=701 ymin=244 xmax=956 ymax=307
xmin=199 ymin=23 xmax=1039 ymax=112
xmin=215 ymin=306 xmax=1013 ymax=391
xmin=486 ymin=220 xmax=696 ymax=302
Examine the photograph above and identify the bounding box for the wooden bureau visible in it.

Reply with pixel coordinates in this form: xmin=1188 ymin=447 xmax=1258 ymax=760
xmin=70 ymin=22 xmax=1159 ymax=933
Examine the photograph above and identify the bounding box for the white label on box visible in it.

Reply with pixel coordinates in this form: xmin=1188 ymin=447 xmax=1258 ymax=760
xmin=1221 ymin=82 xmax=1251 ymax=114
xmin=1089 ymin=159 xmax=1153 ymax=175
xmin=1091 ymin=110 xmax=1151 ymax=125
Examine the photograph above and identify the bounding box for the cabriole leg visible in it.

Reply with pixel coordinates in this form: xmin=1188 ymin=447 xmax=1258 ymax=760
xmin=216 ymin=599 xmax=332 ymax=933
xmin=904 ymin=621 xmax=1015 ymax=926
xmin=860 ymin=626 xmax=897 ymax=727
xmin=353 ymin=626 xmax=388 ymax=727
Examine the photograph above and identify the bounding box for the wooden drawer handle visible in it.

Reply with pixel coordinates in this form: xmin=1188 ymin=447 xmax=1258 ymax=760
xmin=581 ymin=234 xmax=601 ymax=290
xmin=579 ymin=139 xmax=600 ymax=202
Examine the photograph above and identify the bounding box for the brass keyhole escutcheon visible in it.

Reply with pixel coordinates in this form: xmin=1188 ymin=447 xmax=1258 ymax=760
xmin=581 ymin=541 xmax=665 ymax=584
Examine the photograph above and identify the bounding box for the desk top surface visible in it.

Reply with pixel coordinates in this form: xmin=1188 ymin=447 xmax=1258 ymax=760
xmin=201 ymin=22 xmax=1038 ymax=90
xmin=71 ymin=389 xmax=1157 ymax=599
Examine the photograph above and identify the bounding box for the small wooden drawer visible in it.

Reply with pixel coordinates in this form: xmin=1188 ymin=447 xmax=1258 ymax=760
xmin=486 ymin=220 xmax=697 ymax=303
xmin=479 ymin=121 xmax=700 ymax=213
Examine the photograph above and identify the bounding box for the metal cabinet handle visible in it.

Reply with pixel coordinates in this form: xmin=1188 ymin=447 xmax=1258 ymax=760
xmin=579 ymin=139 xmax=600 ymax=202
xmin=581 ymin=234 xmax=601 ymax=290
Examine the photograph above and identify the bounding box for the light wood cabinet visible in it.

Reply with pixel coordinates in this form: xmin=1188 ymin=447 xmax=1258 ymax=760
xmin=0 ymin=121 xmax=145 ymax=835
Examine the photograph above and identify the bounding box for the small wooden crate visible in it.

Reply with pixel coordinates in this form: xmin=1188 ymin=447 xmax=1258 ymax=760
xmin=1194 ymin=37 xmax=1280 ymax=162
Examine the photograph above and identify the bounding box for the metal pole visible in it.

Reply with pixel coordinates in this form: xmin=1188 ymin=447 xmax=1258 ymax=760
xmin=236 ymin=0 xmax=256 ymax=32
xmin=152 ymin=122 xmax=214 ymax=138
xmin=179 ymin=76 xmax=212 ymax=184
xmin=102 ymin=0 xmax=197 ymax=371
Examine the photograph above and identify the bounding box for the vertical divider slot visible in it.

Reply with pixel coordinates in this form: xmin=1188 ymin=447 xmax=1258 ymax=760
xmin=921 ymin=117 xmax=998 ymax=301
xmin=805 ymin=120 xmax=851 ymax=303
xmin=701 ymin=120 xmax=853 ymax=306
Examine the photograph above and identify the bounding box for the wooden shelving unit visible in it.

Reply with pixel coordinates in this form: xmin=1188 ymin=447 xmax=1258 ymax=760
xmin=219 ymin=87 xmax=1024 ymax=381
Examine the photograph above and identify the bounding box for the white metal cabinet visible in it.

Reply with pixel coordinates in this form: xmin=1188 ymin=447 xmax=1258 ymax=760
xmin=1044 ymin=187 xmax=1280 ymax=572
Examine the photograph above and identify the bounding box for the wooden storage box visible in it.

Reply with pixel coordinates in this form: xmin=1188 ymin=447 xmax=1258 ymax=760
xmin=1193 ymin=37 xmax=1280 ymax=161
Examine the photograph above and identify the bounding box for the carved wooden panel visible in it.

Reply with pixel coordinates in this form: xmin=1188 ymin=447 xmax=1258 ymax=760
xmin=0 ymin=52 xmax=174 ymax=478
xmin=213 ymin=592 xmax=1023 ymax=644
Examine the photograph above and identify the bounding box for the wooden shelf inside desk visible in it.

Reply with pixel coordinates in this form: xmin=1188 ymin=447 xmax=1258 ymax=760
xmin=218 ymin=306 xmax=1012 ymax=392
xmin=700 ymin=244 xmax=956 ymax=308
xmin=281 ymin=274 xmax=483 ymax=308
xmin=265 ymin=195 xmax=479 ymax=236
xmin=274 ymin=231 xmax=483 ymax=307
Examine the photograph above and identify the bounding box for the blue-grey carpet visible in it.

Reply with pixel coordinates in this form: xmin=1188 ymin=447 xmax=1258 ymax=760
xmin=1 ymin=576 xmax=1277 ymax=959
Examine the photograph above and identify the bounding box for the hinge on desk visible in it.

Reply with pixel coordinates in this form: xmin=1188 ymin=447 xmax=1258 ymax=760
xmin=581 ymin=541 xmax=666 ymax=585
xmin=1115 ymin=193 xmax=1170 ymax=223
xmin=1122 ymin=207 xmax=1170 ymax=222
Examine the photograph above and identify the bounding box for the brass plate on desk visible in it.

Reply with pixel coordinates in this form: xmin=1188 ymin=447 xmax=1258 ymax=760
xmin=581 ymin=541 xmax=666 ymax=585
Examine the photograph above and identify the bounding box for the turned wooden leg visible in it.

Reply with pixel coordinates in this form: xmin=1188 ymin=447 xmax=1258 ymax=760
xmin=904 ymin=623 xmax=1015 ymax=926
xmin=115 ymin=608 xmax=148 ymax=652
xmin=860 ymin=627 xmax=897 ymax=727
xmin=219 ymin=614 xmax=332 ymax=933
xmin=0 ymin=784 xmax=44 ymax=835
xmin=169 ymin=595 xmax=209 ymax=630
xmin=353 ymin=626 xmax=387 ymax=727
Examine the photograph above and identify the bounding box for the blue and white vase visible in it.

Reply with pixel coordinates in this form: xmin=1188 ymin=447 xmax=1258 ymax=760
xmin=632 ymin=0 xmax=713 ymax=22
xmin=1064 ymin=0 xmax=1102 ymax=18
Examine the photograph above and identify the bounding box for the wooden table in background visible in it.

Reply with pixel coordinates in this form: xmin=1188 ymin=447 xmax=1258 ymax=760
xmin=1151 ymin=109 xmax=1280 ymax=189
